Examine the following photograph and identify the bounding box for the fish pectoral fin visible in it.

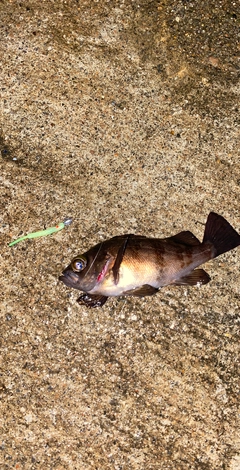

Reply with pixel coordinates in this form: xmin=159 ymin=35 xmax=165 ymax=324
xmin=112 ymin=234 xmax=145 ymax=285
xmin=122 ymin=284 xmax=159 ymax=297
xmin=77 ymin=293 xmax=108 ymax=308
xmin=112 ymin=235 xmax=131 ymax=285
xmin=167 ymin=231 xmax=201 ymax=246
xmin=173 ymin=269 xmax=211 ymax=286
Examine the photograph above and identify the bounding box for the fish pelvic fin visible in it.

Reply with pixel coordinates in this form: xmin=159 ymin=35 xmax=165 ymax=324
xmin=203 ymin=212 xmax=240 ymax=258
xmin=173 ymin=269 xmax=211 ymax=286
xmin=77 ymin=293 xmax=108 ymax=308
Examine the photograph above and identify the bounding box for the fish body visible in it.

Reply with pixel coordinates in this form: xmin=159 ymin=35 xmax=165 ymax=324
xmin=59 ymin=212 xmax=240 ymax=307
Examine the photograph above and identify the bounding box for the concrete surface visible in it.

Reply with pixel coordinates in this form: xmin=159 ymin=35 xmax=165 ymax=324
xmin=0 ymin=0 xmax=239 ymax=469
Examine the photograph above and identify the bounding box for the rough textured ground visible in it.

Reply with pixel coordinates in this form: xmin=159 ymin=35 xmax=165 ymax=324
xmin=0 ymin=1 xmax=239 ymax=469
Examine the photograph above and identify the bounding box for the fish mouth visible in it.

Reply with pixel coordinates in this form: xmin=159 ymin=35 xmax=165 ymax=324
xmin=59 ymin=270 xmax=80 ymax=288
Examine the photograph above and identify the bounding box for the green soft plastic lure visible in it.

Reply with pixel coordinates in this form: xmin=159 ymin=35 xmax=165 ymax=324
xmin=8 ymin=217 xmax=73 ymax=246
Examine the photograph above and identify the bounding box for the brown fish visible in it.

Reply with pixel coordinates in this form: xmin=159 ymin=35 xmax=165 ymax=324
xmin=59 ymin=212 xmax=240 ymax=307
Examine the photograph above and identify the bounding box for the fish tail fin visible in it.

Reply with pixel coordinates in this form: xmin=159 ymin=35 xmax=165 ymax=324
xmin=203 ymin=212 xmax=240 ymax=258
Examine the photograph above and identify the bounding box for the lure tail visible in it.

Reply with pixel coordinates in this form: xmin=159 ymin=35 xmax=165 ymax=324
xmin=203 ymin=212 xmax=240 ymax=258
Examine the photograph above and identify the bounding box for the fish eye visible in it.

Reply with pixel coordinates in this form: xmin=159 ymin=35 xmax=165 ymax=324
xmin=71 ymin=257 xmax=87 ymax=272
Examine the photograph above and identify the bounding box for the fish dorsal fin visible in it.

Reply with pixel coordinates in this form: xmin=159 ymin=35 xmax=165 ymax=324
xmin=173 ymin=269 xmax=210 ymax=286
xmin=167 ymin=230 xmax=201 ymax=247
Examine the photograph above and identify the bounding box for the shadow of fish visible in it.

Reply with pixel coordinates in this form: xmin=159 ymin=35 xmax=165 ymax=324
xmin=59 ymin=212 xmax=240 ymax=308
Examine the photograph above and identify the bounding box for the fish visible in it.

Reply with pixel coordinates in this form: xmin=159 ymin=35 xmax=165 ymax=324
xmin=59 ymin=212 xmax=240 ymax=308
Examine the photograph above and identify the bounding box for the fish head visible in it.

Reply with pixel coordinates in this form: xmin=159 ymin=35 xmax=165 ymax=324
xmin=59 ymin=242 xmax=114 ymax=293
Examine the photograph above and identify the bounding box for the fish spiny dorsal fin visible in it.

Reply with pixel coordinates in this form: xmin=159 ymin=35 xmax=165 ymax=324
xmin=167 ymin=231 xmax=201 ymax=247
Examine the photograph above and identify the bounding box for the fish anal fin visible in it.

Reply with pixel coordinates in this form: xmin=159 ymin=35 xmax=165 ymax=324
xmin=77 ymin=294 xmax=108 ymax=308
xmin=122 ymin=284 xmax=159 ymax=297
xmin=167 ymin=231 xmax=201 ymax=247
xmin=173 ymin=269 xmax=211 ymax=286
